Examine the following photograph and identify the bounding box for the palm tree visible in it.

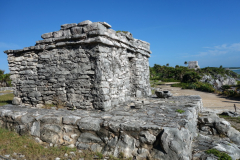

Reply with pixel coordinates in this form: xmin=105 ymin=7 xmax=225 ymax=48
xmin=184 ymin=61 xmax=188 ymax=66
xmin=166 ymin=63 xmax=169 ymax=67
xmin=0 ymin=70 xmax=11 ymax=87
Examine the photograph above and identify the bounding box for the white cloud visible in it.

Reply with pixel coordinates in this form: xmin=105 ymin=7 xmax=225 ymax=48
xmin=0 ymin=42 xmax=20 ymax=49
xmin=185 ymin=42 xmax=240 ymax=57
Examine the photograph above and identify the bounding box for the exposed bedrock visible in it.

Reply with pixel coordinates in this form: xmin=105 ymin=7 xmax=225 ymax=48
xmin=193 ymin=110 xmax=240 ymax=160
xmin=0 ymin=96 xmax=202 ymax=159
xmin=200 ymin=74 xmax=237 ymax=89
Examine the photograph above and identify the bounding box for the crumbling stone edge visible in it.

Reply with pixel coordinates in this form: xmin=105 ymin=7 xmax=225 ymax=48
xmin=0 ymin=96 xmax=202 ymax=159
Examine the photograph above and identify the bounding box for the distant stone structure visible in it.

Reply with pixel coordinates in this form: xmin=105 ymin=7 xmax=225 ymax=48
xmin=4 ymin=20 xmax=151 ymax=111
xmin=188 ymin=61 xmax=200 ymax=69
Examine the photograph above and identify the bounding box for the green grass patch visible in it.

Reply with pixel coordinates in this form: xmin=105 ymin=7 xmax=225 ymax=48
xmin=0 ymin=127 xmax=77 ymax=159
xmin=176 ymin=109 xmax=185 ymax=114
xmin=205 ymin=149 xmax=232 ymax=160
xmin=0 ymin=127 xmax=132 ymax=160
xmin=0 ymin=93 xmax=14 ymax=106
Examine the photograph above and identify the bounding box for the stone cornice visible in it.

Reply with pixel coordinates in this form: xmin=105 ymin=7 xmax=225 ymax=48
xmin=4 ymin=20 xmax=151 ymax=57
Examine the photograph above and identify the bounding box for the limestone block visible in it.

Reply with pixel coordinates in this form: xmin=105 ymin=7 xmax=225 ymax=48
xmin=136 ymin=90 xmax=142 ymax=97
xmin=155 ymin=90 xmax=173 ymax=98
xmin=12 ymin=97 xmax=22 ymax=105
xmin=61 ymin=23 xmax=77 ymax=29
xmin=41 ymin=32 xmax=53 ymax=39
xmin=90 ymin=143 xmax=102 ymax=152
xmin=76 ymin=142 xmax=90 ymax=150
xmin=70 ymin=27 xmax=83 ymax=35
xmin=86 ymin=22 xmax=107 ymax=32
xmin=31 ymin=121 xmax=40 ymax=137
xmin=62 ymin=29 xmax=72 ymax=37
xmin=40 ymin=116 xmax=62 ymax=124
xmin=40 ymin=124 xmax=61 ymax=144
xmin=114 ymin=132 xmax=136 ymax=158
xmin=62 ymin=116 xmax=81 ymax=125
xmin=53 ymin=30 xmax=63 ymax=38
xmin=100 ymin=22 xmax=111 ymax=29
xmin=139 ymin=131 xmax=156 ymax=144
xmin=78 ymin=20 xmax=92 ymax=26
xmin=77 ymin=132 xmax=102 ymax=143
xmin=77 ymin=117 xmax=102 ymax=131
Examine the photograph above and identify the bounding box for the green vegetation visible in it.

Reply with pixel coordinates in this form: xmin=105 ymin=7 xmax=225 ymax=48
xmin=150 ymin=64 xmax=238 ymax=82
xmin=171 ymin=82 xmax=215 ymax=92
xmin=0 ymin=127 xmax=132 ymax=160
xmin=220 ymin=82 xmax=240 ymax=98
xmin=0 ymin=69 xmax=12 ymax=87
xmin=176 ymin=109 xmax=185 ymax=114
xmin=205 ymin=149 xmax=232 ymax=160
xmin=0 ymin=93 xmax=14 ymax=106
xmin=150 ymin=64 xmax=239 ymax=94
xmin=116 ymin=30 xmax=129 ymax=34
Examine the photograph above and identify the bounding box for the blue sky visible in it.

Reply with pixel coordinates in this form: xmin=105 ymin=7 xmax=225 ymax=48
xmin=1 ymin=0 xmax=240 ymax=73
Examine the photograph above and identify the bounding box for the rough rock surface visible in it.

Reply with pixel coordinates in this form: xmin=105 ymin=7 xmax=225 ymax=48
xmin=193 ymin=110 xmax=240 ymax=160
xmin=0 ymin=95 xmax=202 ymax=159
xmin=155 ymin=90 xmax=173 ymax=98
xmin=200 ymin=74 xmax=237 ymax=89
xmin=4 ymin=20 xmax=151 ymax=111
xmin=220 ymin=111 xmax=240 ymax=118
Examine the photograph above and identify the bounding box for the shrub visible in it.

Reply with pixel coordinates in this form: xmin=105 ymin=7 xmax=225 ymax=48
xmin=116 ymin=30 xmax=128 ymax=34
xmin=171 ymin=82 xmax=215 ymax=93
xmin=205 ymin=149 xmax=232 ymax=160
xmin=221 ymin=85 xmax=231 ymax=90
xmin=182 ymin=71 xmax=201 ymax=83
xmin=195 ymin=82 xmax=215 ymax=92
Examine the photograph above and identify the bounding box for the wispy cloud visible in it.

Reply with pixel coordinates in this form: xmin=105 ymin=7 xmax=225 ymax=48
xmin=184 ymin=42 xmax=240 ymax=57
xmin=0 ymin=42 xmax=20 ymax=49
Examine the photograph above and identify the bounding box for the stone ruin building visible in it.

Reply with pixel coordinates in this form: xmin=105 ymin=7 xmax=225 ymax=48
xmin=4 ymin=20 xmax=151 ymax=111
xmin=3 ymin=21 xmax=240 ymax=160
xmin=188 ymin=61 xmax=200 ymax=69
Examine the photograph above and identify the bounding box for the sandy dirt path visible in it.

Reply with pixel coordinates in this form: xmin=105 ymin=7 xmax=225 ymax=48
xmin=157 ymin=82 xmax=240 ymax=113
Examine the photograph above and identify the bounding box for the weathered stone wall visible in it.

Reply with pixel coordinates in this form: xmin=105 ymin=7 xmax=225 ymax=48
xmin=4 ymin=20 xmax=151 ymax=111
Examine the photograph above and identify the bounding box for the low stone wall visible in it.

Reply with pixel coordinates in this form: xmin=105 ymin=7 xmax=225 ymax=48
xmin=0 ymin=96 xmax=202 ymax=159
xmin=0 ymin=87 xmax=14 ymax=91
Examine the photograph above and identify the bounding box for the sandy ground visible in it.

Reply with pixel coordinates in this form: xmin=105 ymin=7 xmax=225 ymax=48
xmin=158 ymin=82 xmax=240 ymax=114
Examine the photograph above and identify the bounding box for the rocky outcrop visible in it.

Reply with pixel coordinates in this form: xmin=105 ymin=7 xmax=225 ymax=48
xmin=200 ymin=74 xmax=237 ymax=89
xmin=4 ymin=20 xmax=151 ymax=111
xmin=193 ymin=110 xmax=240 ymax=160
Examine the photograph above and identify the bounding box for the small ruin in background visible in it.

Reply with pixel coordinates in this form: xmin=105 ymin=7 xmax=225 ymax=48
xmin=188 ymin=61 xmax=200 ymax=69
xmin=4 ymin=20 xmax=151 ymax=111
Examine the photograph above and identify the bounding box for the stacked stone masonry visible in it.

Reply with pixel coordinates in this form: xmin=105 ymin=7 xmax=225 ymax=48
xmin=4 ymin=20 xmax=151 ymax=111
xmin=0 ymin=96 xmax=203 ymax=159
